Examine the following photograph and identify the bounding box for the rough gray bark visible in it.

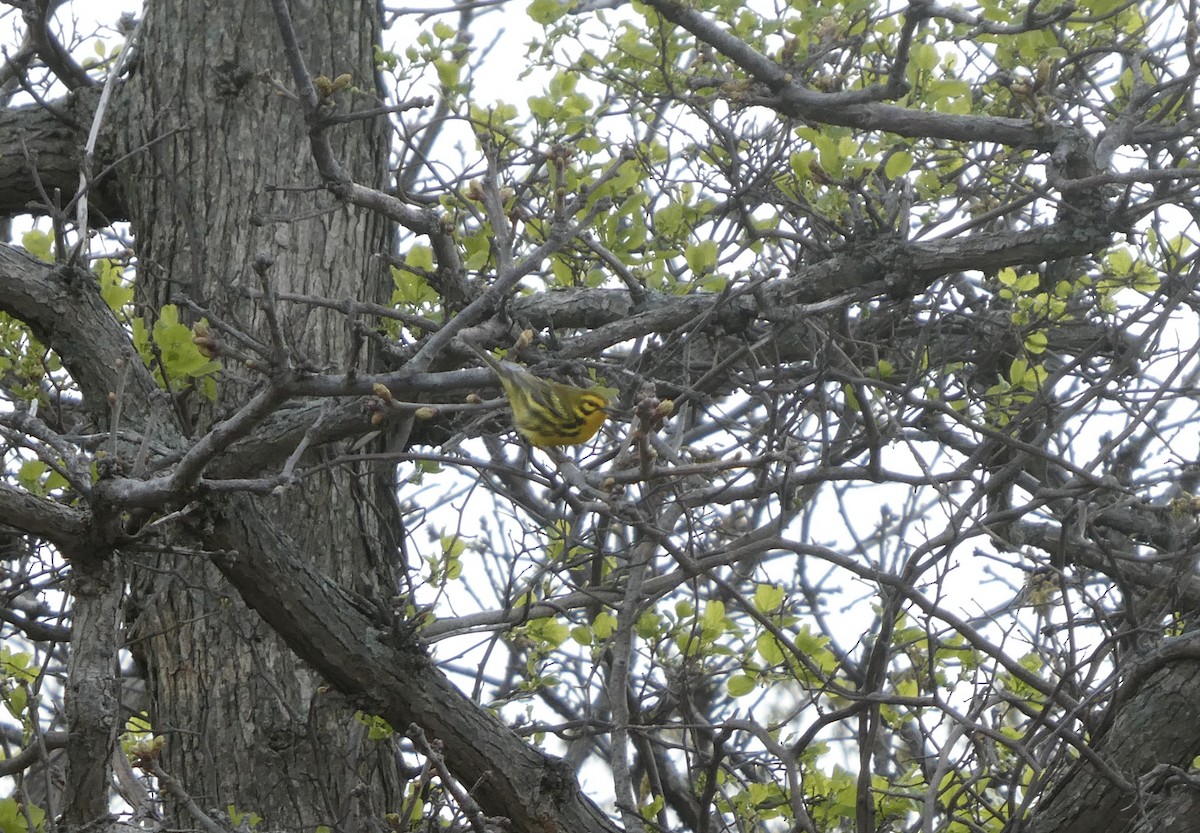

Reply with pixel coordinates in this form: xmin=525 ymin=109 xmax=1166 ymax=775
xmin=63 ymin=552 xmax=122 ymax=826
xmin=1027 ymin=654 xmax=1200 ymax=833
xmin=111 ymin=0 xmax=405 ymax=827
xmin=0 ymin=90 xmax=123 ymax=222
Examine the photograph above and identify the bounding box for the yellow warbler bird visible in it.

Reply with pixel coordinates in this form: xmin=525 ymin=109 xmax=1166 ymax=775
xmin=464 ymin=342 xmax=610 ymax=447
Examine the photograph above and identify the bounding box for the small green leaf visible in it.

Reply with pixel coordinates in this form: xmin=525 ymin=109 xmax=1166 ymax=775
xmin=843 ymin=384 xmax=860 ymax=411
xmin=0 ymin=796 xmax=45 ymax=833
xmin=1021 ymin=362 xmax=1048 ymax=391
xmin=701 ymin=600 xmax=726 ymax=632
xmin=1024 ymin=331 xmax=1048 ymax=354
xmin=227 ymin=806 xmax=262 ymax=830
xmin=640 ymin=794 xmax=665 ymax=821
xmin=434 ymin=58 xmax=460 ymax=89
xmin=1107 ymin=248 xmax=1133 ymax=274
xmin=441 ymin=534 xmax=466 ymax=559
xmin=756 ymin=633 xmax=784 ymax=665
xmin=0 ymin=648 xmax=36 ymax=684
xmin=570 ymin=625 xmax=593 ymax=645
xmin=403 ymin=244 xmax=434 ymax=272
xmin=684 ymin=240 xmax=719 ymax=275
xmin=96 ymin=259 xmax=134 ymax=313
xmin=21 ymin=230 xmax=54 ymax=263
xmin=592 ymin=611 xmax=617 ymax=639
xmin=753 ymin=583 xmax=785 ymax=613
xmin=885 ymin=151 xmax=913 ymax=178
xmin=635 ymin=610 xmax=662 ymax=639
xmin=727 ymin=675 xmax=756 ymax=697
xmin=1016 ymin=273 xmax=1040 ymax=292
xmin=913 ymin=42 xmax=939 ymax=71
xmin=17 ymin=459 xmax=46 ymax=492
xmin=354 ymin=711 xmax=395 ymax=741
xmin=5 ymin=686 xmax=28 ymax=719
xmin=1009 ymin=357 xmax=1028 ymax=386
xmin=528 ymin=0 xmax=569 ymax=24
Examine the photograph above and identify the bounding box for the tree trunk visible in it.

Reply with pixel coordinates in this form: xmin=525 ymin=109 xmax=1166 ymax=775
xmin=116 ymin=0 xmax=403 ymax=826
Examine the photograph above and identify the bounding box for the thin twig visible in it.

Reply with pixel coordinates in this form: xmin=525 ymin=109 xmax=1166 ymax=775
xmin=406 ymin=724 xmax=492 ymax=833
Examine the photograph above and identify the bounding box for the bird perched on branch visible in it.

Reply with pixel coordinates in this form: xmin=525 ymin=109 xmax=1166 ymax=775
xmin=463 ymin=341 xmax=610 ymax=448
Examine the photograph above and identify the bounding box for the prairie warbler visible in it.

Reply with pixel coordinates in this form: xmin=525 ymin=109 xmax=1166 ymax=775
xmin=464 ymin=342 xmax=610 ymax=447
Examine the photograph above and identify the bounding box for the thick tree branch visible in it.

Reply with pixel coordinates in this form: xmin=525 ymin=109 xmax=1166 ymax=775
xmin=0 ymin=244 xmax=159 ymax=422
xmin=23 ymin=0 xmax=93 ymax=92
xmin=0 ymin=731 xmax=69 ymax=778
xmin=207 ymin=493 xmax=621 ymax=833
xmin=641 ymin=0 xmax=1077 ymax=150
xmin=0 ymin=482 xmax=87 ymax=550
xmin=0 ymin=90 xmax=124 ymax=222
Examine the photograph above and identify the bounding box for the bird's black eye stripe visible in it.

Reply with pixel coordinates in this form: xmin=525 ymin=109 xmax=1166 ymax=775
xmin=581 ymin=394 xmax=608 ymax=413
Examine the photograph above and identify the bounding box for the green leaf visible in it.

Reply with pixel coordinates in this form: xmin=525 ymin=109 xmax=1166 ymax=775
xmin=441 ymin=534 xmax=466 ymax=559
xmin=125 ymin=713 xmax=152 ymax=735
xmin=153 ymin=315 xmax=220 ymax=379
xmin=16 ymin=460 xmax=48 ymax=494
xmin=391 ymin=262 xmax=438 ymax=307
xmin=1009 ymin=357 xmax=1028 ymax=386
xmin=96 ymin=259 xmax=134 ymax=313
xmin=434 ymin=58 xmax=460 ymax=89
xmin=1015 ymin=273 xmax=1040 ymax=292
xmin=549 ymin=256 xmax=575 ymax=286
xmin=635 ymin=610 xmax=662 ymax=639
xmin=5 ymin=686 xmax=28 ymax=719
xmin=529 ymin=94 xmax=555 ymax=122
xmin=793 ymin=626 xmax=835 ymax=671
xmin=1024 ymin=331 xmax=1048 ymax=354
xmin=789 ymin=150 xmax=816 ymax=180
xmin=912 ymin=42 xmax=938 ymax=71
xmin=727 ymin=674 xmax=756 ymax=697
xmin=374 ymin=45 xmax=399 ymax=70
xmin=843 ymin=384 xmax=860 ymax=410
xmin=135 ymin=305 xmax=222 ymax=399
xmin=0 ymin=648 xmax=35 ymax=684
xmin=354 ymin=711 xmax=395 ymax=741
xmin=701 ymin=600 xmax=726 ymax=633
xmin=21 ymin=230 xmax=53 ymax=264
xmin=685 ymin=240 xmax=719 ymax=275
xmin=885 ymin=151 xmax=913 ymax=179
xmin=528 ymin=0 xmax=570 ymax=24
xmin=227 ymin=806 xmax=262 ymax=830
xmin=44 ymin=469 xmax=68 ymax=493
xmin=1020 ymin=362 xmax=1048 ymax=392
xmin=756 ymin=633 xmax=785 ymax=666
xmin=639 ymin=794 xmax=664 ymax=821
xmin=528 ymin=617 xmax=569 ymax=647
xmin=1107 ymin=248 xmax=1132 ymax=274
xmin=753 ymin=583 xmax=785 ymax=613
xmin=0 ymin=797 xmax=45 ymax=833
xmin=592 ymin=611 xmax=617 ymax=639
xmin=570 ymin=625 xmax=592 ymax=645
